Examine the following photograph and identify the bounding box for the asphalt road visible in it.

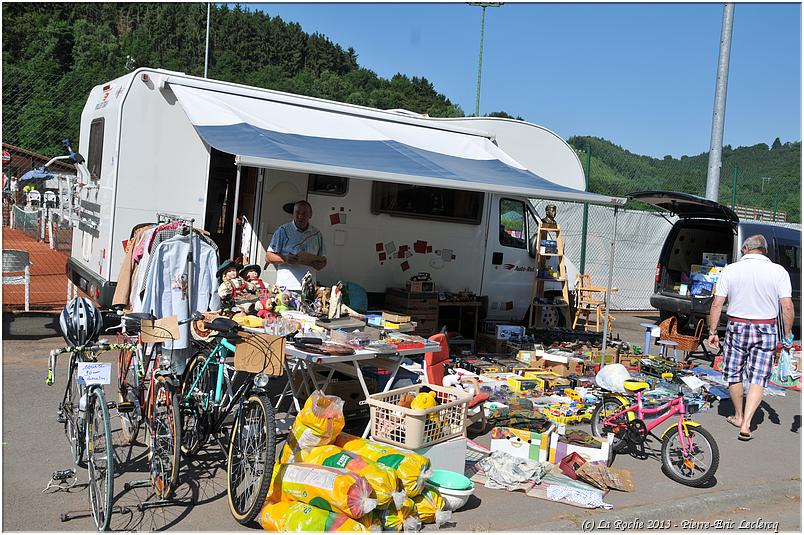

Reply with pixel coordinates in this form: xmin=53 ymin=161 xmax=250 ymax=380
xmin=2 ymin=312 xmax=801 ymax=532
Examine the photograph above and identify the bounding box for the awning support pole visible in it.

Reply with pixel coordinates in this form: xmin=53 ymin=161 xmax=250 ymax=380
xmin=229 ymin=164 xmax=242 ymax=260
xmin=600 ymin=205 xmax=619 ymax=365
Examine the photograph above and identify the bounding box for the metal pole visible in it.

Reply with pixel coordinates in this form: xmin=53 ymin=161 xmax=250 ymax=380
xmin=470 ymin=3 xmax=502 ymax=117
xmin=475 ymin=6 xmax=487 ymax=117
xmin=600 ymin=206 xmax=619 ymax=364
xmin=773 ymin=195 xmax=778 ymax=222
xmin=731 ymin=166 xmax=737 ymax=209
xmin=204 ymin=3 xmax=211 ymax=78
xmin=705 ymin=3 xmax=735 ymax=201
xmin=229 ymin=165 xmax=242 ymax=260
xmin=579 ymin=145 xmax=591 ymax=274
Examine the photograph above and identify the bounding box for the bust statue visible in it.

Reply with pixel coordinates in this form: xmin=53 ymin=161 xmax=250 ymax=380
xmin=542 ymin=204 xmax=558 ymax=227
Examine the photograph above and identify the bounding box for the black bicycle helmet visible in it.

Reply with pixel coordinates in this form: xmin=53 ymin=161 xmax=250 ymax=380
xmin=59 ymin=297 xmax=104 ymax=347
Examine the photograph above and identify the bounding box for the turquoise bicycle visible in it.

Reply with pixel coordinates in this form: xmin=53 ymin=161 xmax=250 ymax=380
xmin=180 ymin=316 xmax=279 ymax=524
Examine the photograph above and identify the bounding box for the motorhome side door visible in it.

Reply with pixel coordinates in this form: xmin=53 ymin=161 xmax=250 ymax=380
xmin=254 ymin=169 xmax=309 ymax=284
xmin=480 ymin=194 xmax=537 ymax=322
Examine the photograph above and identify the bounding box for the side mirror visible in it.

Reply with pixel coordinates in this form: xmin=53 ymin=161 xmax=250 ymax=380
xmin=528 ymin=235 xmax=538 ymax=259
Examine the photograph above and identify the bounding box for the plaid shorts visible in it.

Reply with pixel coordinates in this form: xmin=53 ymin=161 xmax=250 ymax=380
xmin=722 ymin=321 xmax=778 ymax=387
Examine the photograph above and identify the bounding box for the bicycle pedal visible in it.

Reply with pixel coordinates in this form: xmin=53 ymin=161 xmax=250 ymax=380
xmin=56 ymin=413 xmax=66 ymax=424
xmin=116 ymin=401 xmax=135 ymax=413
xmin=107 ymin=400 xmax=118 ymax=410
xmin=52 ymin=468 xmax=75 ymax=481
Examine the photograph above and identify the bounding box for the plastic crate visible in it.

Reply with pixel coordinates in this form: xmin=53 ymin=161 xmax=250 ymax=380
xmin=366 ymin=384 xmax=472 ymax=450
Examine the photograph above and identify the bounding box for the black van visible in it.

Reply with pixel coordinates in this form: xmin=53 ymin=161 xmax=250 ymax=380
xmin=631 ymin=191 xmax=801 ymax=334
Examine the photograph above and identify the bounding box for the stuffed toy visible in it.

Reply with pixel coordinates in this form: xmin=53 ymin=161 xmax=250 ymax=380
xmin=239 ymin=264 xmax=273 ymax=318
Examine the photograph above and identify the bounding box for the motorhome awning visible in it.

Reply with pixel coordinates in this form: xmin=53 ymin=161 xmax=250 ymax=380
xmin=170 ymin=83 xmax=625 ymax=206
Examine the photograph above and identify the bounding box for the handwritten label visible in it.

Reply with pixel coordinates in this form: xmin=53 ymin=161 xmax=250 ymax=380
xmin=77 ymin=362 xmax=112 ymax=385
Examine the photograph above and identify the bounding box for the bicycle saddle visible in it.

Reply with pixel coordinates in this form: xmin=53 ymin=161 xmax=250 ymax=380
xmin=205 ymin=317 xmax=240 ymax=333
xmin=623 ymin=380 xmax=650 ymax=392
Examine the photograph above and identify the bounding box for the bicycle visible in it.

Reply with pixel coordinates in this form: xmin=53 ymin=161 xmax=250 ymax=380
xmin=48 ymin=341 xmax=135 ymax=531
xmin=112 ymin=313 xmax=189 ymax=502
xmin=180 ymin=315 xmax=281 ymax=524
xmin=590 ymin=375 xmax=719 ymax=487
xmin=109 ymin=312 xmax=159 ymax=445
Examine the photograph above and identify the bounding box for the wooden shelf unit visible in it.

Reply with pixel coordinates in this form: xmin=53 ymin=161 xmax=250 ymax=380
xmin=528 ymin=223 xmax=571 ymax=328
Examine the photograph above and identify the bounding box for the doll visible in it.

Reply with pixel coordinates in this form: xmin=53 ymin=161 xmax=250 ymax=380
xmin=239 ymin=264 xmax=274 ymax=318
xmin=216 ymin=259 xmax=246 ymax=310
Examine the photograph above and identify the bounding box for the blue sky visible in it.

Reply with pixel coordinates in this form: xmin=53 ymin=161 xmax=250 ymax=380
xmin=245 ymin=2 xmax=801 ymax=158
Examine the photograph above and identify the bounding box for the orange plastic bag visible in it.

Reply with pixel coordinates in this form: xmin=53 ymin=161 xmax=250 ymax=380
xmin=259 ymin=501 xmax=370 ymax=532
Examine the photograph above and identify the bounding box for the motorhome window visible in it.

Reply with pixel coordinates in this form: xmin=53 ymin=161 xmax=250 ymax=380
xmin=499 ymin=198 xmax=527 ymax=249
xmin=776 ymin=243 xmax=801 ymax=274
xmin=371 ymin=182 xmax=483 ymax=224
xmin=308 ymin=174 xmax=348 ymax=196
xmin=87 ymin=118 xmax=104 ymax=180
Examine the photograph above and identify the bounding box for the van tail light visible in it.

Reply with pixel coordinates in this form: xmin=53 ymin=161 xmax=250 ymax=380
xmin=655 ymin=263 xmax=662 ymax=283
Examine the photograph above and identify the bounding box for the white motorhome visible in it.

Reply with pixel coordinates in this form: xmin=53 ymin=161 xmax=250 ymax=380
xmin=68 ymin=68 xmax=622 ymax=325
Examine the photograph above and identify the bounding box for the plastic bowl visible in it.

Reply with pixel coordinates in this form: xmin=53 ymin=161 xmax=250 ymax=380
xmin=426 ymin=469 xmax=473 ymax=490
xmin=424 ymin=481 xmax=474 ymax=511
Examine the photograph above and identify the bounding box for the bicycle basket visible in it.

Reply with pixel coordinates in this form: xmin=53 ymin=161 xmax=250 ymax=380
xmin=234 ymin=333 xmax=286 ymax=376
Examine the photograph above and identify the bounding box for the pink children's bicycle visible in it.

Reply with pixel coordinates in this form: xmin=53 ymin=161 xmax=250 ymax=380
xmin=590 ymin=375 xmax=719 ymax=487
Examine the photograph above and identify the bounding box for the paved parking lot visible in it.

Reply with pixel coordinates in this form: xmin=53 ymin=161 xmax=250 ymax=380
xmin=2 ymin=312 xmax=800 ymax=531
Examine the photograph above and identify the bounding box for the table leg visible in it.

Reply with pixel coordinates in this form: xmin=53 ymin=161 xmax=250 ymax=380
xmin=352 ymin=359 xmax=376 ymax=439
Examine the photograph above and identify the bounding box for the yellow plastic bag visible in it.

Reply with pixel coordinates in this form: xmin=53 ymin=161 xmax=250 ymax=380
xmin=376 ymin=497 xmax=421 ymax=532
xmin=281 ymin=390 xmax=345 ymax=463
xmin=298 ymin=445 xmax=406 ymax=509
xmin=356 ymin=512 xmax=384 ymax=532
xmin=268 ymin=463 xmax=378 ymax=519
xmin=412 ymin=487 xmax=452 ymax=526
xmin=334 ymin=433 xmax=432 ymax=497
xmin=259 ymin=501 xmax=370 ymax=532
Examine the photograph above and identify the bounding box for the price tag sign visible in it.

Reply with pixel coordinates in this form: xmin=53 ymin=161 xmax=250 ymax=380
xmin=77 ymin=362 xmax=112 ymax=385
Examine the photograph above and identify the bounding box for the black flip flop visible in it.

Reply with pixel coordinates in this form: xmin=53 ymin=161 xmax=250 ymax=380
xmin=738 ymin=431 xmax=753 ymax=441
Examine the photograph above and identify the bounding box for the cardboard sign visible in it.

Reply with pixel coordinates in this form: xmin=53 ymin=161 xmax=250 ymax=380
xmin=234 ymin=333 xmax=286 ymax=376
xmin=140 ymin=316 xmax=180 ymax=343
xmin=77 ymin=362 xmax=112 ymax=385
xmin=490 ymin=425 xmax=554 ymax=463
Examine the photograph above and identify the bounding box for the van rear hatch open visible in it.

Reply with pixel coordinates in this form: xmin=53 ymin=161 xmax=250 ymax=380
xmin=629 ymin=191 xmax=738 ymax=324
xmin=629 ymin=191 xmax=739 ymax=223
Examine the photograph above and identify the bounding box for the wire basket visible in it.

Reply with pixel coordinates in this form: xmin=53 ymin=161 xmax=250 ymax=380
xmin=366 ymin=384 xmax=472 ymax=450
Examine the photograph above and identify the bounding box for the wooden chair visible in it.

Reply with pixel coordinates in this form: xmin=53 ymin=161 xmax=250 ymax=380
xmin=423 ymin=333 xmax=489 ymax=433
xmin=572 ymin=274 xmax=617 ymax=334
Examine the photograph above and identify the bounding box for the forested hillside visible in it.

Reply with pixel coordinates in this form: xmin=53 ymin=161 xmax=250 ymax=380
xmin=568 ymin=136 xmax=801 ymax=222
xmin=3 ymin=4 xmax=800 ymax=221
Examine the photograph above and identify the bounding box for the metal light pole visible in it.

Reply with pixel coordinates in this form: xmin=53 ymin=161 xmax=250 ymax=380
xmin=469 ymin=3 xmax=502 ymax=117
xmin=204 ymin=3 xmax=211 ymax=78
xmin=704 ymin=3 xmax=735 ymax=202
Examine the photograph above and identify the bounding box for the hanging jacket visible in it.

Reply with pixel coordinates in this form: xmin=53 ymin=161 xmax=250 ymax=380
xmin=139 ymin=234 xmax=221 ymax=349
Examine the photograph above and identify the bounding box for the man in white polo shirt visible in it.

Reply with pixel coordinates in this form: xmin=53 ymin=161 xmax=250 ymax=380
xmin=707 ymin=234 xmax=794 ymax=441
xmin=265 ymin=200 xmax=327 ymax=291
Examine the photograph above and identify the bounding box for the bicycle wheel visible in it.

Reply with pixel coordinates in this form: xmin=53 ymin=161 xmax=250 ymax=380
xmin=227 ymin=393 xmax=276 ymax=525
xmin=180 ymin=353 xmax=214 ymax=458
xmin=661 ymin=424 xmax=719 ymax=487
xmin=118 ymin=345 xmax=142 ymax=445
xmin=590 ymin=396 xmax=629 ymax=455
xmin=63 ymin=360 xmax=84 ymax=466
xmin=147 ymin=375 xmax=181 ymax=499
xmin=86 ymin=387 xmax=114 ymax=531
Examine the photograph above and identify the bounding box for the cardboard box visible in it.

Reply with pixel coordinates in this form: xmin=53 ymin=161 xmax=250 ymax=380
xmin=522 ymin=370 xmax=570 ymax=390
xmin=414 ymin=436 xmax=466 ymax=474
xmin=702 ymin=252 xmax=728 ymax=267
xmin=549 ymin=432 xmax=613 ymax=464
xmin=507 ymin=375 xmax=538 ymax=392
xmin=515 ymin=347 xmax=545 ymax=364
xmin=406 ymin=280 xmax=436 ymax=293
xmin=490 ymin=425 xmax=555 ymax=463
xmin=382 ymin=311 xmax=411 ymax=323
xmin=495 ymin=325 xmax=525 ymax=340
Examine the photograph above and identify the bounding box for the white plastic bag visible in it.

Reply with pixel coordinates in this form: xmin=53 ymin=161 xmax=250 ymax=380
xmin=595 ymin=363 xmax=631 ymax=393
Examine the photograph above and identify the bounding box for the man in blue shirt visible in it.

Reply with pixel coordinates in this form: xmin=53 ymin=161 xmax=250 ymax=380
xmin=265 ymin=200 xmax=327 ymax=291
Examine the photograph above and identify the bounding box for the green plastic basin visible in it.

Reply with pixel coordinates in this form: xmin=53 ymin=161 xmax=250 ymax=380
xmin=426 ymin=469 xmax=473 ymax=491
